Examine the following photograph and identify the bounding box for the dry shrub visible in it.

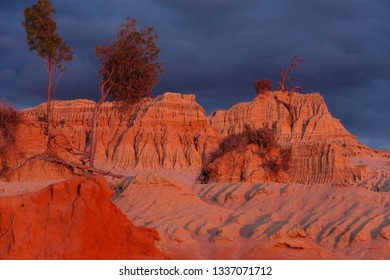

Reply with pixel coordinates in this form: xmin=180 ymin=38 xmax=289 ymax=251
xmin=255 ymin=79 xmax=273 ymax=95
xmin=200 ymin=125 xmax=291 ymax=183
xmin=208 ymin=133 xmax=247 ymax=161
xmin=0 ymin=101 xmax=21 ymax=176
xmin=244 ymin=124 xmax=277 ymax=152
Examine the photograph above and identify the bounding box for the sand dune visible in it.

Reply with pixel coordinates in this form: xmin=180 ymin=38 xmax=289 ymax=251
xmin=115 ymin=172 xmax=390 ymax=259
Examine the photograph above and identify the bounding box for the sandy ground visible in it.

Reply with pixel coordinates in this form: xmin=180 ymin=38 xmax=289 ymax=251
xmin=114 ymin=171 xmax=390 ymax=259
xmin=0 ymin=179 xmax=66 ymax=197
xmin=2 ymin=170 xmax=389 ymax=259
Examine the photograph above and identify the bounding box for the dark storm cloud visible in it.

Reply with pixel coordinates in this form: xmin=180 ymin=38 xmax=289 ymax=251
xmin=0 ymin=0 xmax=389 ymax=149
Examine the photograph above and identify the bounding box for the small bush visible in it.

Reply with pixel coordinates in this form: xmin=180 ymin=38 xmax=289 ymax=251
xmin=255 ymin=79 xmax=273 ymax=95
xmin=200 ymin=125 xmax=291 ymax=183
xmin=0 ymin=101 xmax=20 ymax=147
xmin=243 ymin=125 xmax=277 ymax=152
xmin=208 ymin=133 xmax=247 ymax=160
xmin=0 ymin=101 xmax=21 ymax=176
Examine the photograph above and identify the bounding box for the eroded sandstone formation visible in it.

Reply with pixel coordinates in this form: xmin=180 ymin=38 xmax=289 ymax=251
xmin=1 ymin=91 xmax=389 ymax=189
xmin=0 ymin=176 xmax=165 ymax=259
xmin=208 ymin=91 xmax=390 ymax=187
xmin=4 ymin=93 xmax=219 ymax=181
xmin=1 ymin=91 xmax=390 ymax=260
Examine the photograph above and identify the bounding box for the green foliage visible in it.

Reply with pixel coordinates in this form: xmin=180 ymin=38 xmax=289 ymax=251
xmin=23 ymin=0 xmax=73 ymax=138
xmin=96 ymin=17 xmax=163 ymax=104
xmin=22 ymin=0 xmax=73 ymax=71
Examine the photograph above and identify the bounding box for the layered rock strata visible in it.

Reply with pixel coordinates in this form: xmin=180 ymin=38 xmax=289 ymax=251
xmin=208 ymin=91 xmax=390 ymax=187
xmin=6 ymin=93 xmax=220 ymax=181
xmin=2 ymin=91 xmax=389 ymax=188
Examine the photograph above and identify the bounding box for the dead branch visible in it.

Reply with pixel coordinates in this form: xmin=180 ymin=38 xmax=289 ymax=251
xmin=289 ymin=86 xmax=304 ymax=95
xmin=279 ymin=56 xmax=304 ymax=93
xmin=4 ymin=152 xmax=124 ymax=180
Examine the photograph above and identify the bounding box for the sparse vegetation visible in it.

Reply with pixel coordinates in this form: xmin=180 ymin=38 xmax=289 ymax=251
xmin=0 ymin=101 xmax=20 ymax=150
xmin=0 ymin=101 xmax=21 ymax=176
xmin=89 ymin=17 xmax=163 ymax=168
xmin=199 ymin=125 xmax=291 ymax=183
xmin=23 ymin=0 xmax=73 ymax=138
xmin=96 ymin=18 xmax=163 ymax=105
xmin=255 ymin=79 xmax=273 ymax=95
xmin=279 ymin=55 xmax=304 ymax=94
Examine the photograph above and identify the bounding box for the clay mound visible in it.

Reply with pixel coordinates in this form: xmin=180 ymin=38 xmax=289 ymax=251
xmin=209 ymin=91 xmax=353 ymax=140
xmin=203 ymin=145 xmax=289 ymax=183
xmin=114 ymin=173 xmax=390 ymax=259
xmin=200 ymin=126 xmax=291 ymax=183
xmin=0 ymin=176 xmax=165 ymax=259
xmin=208 ymin=91 xmax=390 ymax=187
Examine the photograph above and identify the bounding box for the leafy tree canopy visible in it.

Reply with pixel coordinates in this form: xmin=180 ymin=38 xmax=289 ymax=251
xmin=23 ymin=0 xmax=73 ymax=71
xmin=96 ymin=17 xmax=163 ymax=104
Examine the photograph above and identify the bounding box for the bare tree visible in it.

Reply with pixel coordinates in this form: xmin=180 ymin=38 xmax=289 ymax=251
xmin=279 ymin=56 xmax=303 ymax=93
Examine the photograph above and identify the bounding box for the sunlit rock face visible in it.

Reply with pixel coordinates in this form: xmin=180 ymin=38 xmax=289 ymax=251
xmin=0 ymin=176 xmax=165 ymax=260
xmin=208 ymin=91 xmax=390 ymax=187
xmin=15 ymin=93 xmax=219 ymax=175
xmin=3 ymin=91 xmax=389 ymax=189
xmin=2 ymin=91 xmax=390 ymax=260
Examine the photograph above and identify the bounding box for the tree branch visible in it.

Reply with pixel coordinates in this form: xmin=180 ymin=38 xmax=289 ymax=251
xmin=4 ymin=153 xmax=124 ymax=180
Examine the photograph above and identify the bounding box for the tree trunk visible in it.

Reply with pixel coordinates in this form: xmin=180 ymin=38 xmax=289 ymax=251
xmin=47 ymin=63 xmax=53 ymax=138
xmin=89 ymin=72 xmax=113 ymax=168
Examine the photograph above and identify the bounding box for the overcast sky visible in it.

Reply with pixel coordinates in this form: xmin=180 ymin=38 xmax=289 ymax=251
xmin=0 ymin=0 xmax=389 ymax=149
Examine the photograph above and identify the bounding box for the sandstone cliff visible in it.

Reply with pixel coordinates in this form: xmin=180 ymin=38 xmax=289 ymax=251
xmin=0 ymin=176 xmax=165 ymax=259
xmin=208 ymin=91 xmax=390 ymax=187
xmin=8 ymin=93 xmax=219 ymax=181
xmin=2 ymin=91 xmax=389 ymax=189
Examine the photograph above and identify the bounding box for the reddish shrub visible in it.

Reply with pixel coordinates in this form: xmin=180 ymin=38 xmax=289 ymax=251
xmin=255 ymin=79 xmax=273 ymax=95
xmin=244 ymin=125 xmax=277 ymax=151
xmin=199 ymin=125 xmax=291 ymax=183
xmin=0 ymin=101 xmax=21 ymax=176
